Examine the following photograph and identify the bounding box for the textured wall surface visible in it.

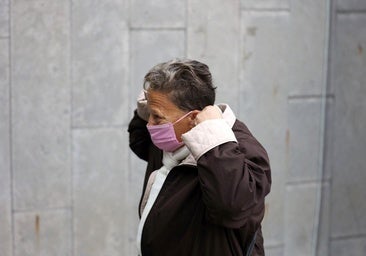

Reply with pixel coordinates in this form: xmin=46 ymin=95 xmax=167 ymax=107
xmin=0 ymin=0 xmax=365 ymax=255
xmin=329 ymin=7 xmax=366 ymax=254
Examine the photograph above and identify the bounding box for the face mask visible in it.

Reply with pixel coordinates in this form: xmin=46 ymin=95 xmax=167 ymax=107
xmin=147 ymin=111 xmax=192 ymax=152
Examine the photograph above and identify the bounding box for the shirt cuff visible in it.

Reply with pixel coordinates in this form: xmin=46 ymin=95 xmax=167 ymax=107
xmin=182 ymin=119 xmax=237 ymax=160
xmin=137 ymin=99 xmax=149 ymax=122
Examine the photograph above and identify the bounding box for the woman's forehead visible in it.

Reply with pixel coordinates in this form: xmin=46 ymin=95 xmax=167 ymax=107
xmin=146 ymin=90 xmax=180 ymax=114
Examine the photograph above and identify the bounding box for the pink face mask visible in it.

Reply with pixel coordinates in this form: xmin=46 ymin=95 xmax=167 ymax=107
xmin=147 ymin=111 xmax=192 ymax=152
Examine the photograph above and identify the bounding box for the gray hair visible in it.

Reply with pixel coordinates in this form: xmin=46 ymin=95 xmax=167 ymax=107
xmin=143 ymin=58 xmax=216 ymax=111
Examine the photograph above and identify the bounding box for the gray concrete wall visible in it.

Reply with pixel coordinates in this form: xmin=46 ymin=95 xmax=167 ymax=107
xmin=328 ymin=1 xmax=366 ymax=254
xmin=0 ymin=0 xmax=365 ymax=255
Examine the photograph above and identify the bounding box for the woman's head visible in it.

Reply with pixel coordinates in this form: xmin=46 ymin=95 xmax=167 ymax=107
xmin=143 ymin=59 xmax=216 ymax=111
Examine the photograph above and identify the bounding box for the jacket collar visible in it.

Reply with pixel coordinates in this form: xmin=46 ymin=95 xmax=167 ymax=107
xmin=217 ymin=103 xmax=236 ymax=129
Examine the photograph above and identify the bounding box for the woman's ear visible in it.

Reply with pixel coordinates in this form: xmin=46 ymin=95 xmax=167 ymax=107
xmin=189 ymin=110 xmax=200 ymax=128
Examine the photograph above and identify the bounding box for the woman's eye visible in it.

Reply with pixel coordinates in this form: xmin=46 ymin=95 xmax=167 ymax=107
xmin=152 ymin=115 xmax=165 ymax=124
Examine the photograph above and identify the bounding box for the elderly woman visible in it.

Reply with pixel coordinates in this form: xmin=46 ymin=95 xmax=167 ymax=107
xmin=128 ymin=59 xmax=271 ymax=256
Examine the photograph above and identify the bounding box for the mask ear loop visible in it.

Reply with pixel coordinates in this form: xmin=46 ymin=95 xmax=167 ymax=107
xmin=173 ymin=111 xmax=193 ymax=125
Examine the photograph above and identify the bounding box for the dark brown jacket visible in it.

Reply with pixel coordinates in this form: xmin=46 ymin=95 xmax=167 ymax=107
xmin=128 ymin=109 xmax=271 ymax=256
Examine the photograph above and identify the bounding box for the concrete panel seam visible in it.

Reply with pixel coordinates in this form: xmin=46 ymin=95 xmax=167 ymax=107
xmin=286 ymin=180 xmax=328 ymax=187
xmin=241 ymin=9 xmax=290 ymax=16
xmin=13 ymin=207 xmax=72 ymax=214
xmin=69 ymin=0 xmax=74 ymax=255
xmin=183 ymin=0 xmax=188 ymax=57
xmin=331 ymin=233 xmax=366 ymax=241
xmin=9 ymin=0 xmax=14 ymax=254
xmin=72 ymin=125 xmax=127 ymax=130
xmin=337 ymin=10 xmax=366 ymax=15
xmin=70 ymin=0 xmax=74 ymax=128
xmin=288 ymin=94 xmax=334 ymax=101
xmin=241 ymin=7 xmax=290 ymax=12
xmin=130 ymin=27 xmax=186 ymax=31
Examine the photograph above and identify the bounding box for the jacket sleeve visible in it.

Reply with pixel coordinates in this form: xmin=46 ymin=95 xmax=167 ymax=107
xmin=128 ymin=110 xmax=151 ymax=161
xmin=182 ymin=119 xmax=271 ymax=228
